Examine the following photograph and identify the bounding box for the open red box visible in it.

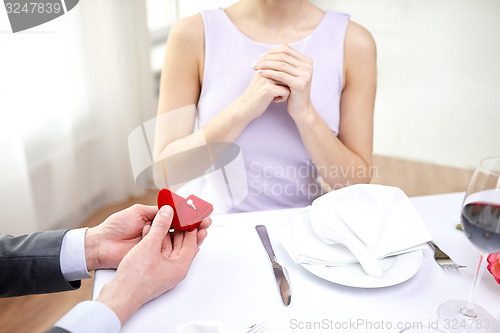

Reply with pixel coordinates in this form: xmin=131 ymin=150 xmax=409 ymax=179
xmin=157 ymin=189 xmax=213 ymax=231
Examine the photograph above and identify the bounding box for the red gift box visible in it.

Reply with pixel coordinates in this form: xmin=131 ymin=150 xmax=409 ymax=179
xmin=157 ymin=189 xmax=213 ymax=231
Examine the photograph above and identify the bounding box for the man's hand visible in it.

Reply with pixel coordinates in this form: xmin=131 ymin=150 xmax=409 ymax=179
xmin=84 ymin=204 xmax=211 ymax=271
xmin=96 ymin=205 xmax=209 ymax=324
xmin=84 ymin=205 xmax=157 ymax=271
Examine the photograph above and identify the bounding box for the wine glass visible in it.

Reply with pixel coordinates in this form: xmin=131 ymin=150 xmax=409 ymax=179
xmin=438 ymin=156 xmax=500 ymax=332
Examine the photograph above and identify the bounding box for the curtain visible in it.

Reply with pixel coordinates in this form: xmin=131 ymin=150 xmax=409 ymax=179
xmin=0 ymin=0 xmax=156 ymax=235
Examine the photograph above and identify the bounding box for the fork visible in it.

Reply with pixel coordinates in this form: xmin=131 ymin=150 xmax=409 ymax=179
xmin=245 ymin=320 xmax=270 ymax=333
xmin=427 ymin=240 xmax=466 ymax=269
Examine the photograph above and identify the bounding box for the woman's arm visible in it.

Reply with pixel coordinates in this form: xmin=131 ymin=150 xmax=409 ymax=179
xmin=153 ymin=15 xmax=204 ymax=161
xmin=154 ymin=15 xmax=290 ymax=162
xmin=254 ymin=22 xmax=377 ymax=189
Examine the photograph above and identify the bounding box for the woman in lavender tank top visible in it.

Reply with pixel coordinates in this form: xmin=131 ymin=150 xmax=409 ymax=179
xmin=154 ymin=0 xmax=376 ymax=212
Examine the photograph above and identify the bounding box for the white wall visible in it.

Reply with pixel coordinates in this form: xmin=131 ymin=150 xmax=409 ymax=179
xmin=313 ymin=0 xmax=500 ymax=169
xmin=177 ymin=0 xmax=500 ymax=169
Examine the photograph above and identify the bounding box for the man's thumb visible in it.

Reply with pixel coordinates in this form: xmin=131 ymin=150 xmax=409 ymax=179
xmin=147 ymin=205 xmax=173 ymax=244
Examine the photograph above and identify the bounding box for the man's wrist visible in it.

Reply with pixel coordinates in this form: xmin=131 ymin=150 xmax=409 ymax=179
xmin=96 ymin=280 xmax=142 ymax=325
xmin=84 ymin=227 xmax=102 ymax=272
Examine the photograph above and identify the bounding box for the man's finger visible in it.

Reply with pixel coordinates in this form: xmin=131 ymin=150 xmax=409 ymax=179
xmin=197 ymin=229 xmax=208 ymax=247
xmin=146 ymin=205 xmax=173 ymax=250
xmin=178 ymin=229 xmax=200 ymax=260
xmin=161 ymin=231 xmax=173 ymax=253
xmin=134 ymin=204 xmax=158 ymax=222
xmin=171 ymin=229 xmax=185 ymax=256
xmin=198 ymin=217 xmax=212 ymax=231
xmin=142 ymin=224 xmax=151 ymax=238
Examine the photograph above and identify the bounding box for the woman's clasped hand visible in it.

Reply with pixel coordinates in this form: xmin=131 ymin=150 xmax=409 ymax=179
xmin=252 ymin=44 xmax=314 ymax=120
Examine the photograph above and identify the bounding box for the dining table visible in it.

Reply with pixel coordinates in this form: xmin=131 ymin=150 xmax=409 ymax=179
xmin=92 ymin=191 xmax=500 ymax=332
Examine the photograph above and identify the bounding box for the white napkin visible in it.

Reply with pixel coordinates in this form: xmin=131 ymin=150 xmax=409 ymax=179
xmin=284 ymin=184 xmax=432 ymax=278
xmin=282 ymin=209 xmax=359 ymax=266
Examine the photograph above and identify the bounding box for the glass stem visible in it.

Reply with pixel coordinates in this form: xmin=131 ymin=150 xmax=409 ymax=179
xmin=462 ymin=253 xmax=487 ymax=318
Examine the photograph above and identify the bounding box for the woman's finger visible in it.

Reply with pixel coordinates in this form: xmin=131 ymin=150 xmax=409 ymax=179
xmin=254 ymin=59 xmax=301 ymax=77
xmin=255 ymin=52 xmax=302 ymax=69
xmin=261 ymin=44 xmax=309 ymax=62
xmin=269 ymin=78 xmax=291 ymax=99
xmin=258 ymin=69 xmax=296 ymax=89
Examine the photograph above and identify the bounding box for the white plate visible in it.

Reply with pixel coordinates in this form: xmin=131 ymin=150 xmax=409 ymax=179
xmin=300 ymin=250 xmax=423 ymax=288
xmin=281 ymin=208 xmax=424 ymax=288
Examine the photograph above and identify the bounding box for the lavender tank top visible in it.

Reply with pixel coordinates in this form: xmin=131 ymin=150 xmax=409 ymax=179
xmin=198 ymin=8 xmax=349 ymax=212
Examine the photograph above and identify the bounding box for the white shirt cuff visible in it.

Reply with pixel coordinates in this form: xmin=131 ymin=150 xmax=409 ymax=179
xmin=55 ymin=301 xmax=121 ymax=333
xmin=60 ymin=228 xmax=92 ymax=281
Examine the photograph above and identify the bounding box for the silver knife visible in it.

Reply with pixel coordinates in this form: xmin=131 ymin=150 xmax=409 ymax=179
xmin=255 ymin=225 xmax=291 ymax=306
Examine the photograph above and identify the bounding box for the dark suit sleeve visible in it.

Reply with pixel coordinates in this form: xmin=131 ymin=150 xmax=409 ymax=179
xmin=0 ymin=230 xmax=81 ymax=297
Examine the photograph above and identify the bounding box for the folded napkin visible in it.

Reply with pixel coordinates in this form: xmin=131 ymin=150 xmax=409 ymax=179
xmin=282 ymin=209 xmax=358 ymax=266
xmin=283 ymin=184 xmax=432 ymax=278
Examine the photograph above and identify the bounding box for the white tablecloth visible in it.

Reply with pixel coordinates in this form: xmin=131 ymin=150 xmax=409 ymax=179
xmin=93 ymin=192 xmax=500 ymax=332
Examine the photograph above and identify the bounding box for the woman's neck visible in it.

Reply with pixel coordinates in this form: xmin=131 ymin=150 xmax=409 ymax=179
xmin=243 ymin=0 xmax=311 ymax=28
xmin=225 ymin=0 xmax=324 ymax=44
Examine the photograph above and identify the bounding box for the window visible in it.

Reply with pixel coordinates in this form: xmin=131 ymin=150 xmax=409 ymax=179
xmin=146 ymin=0 xmax=178 ymax=91
xmin=145 ymin=0 xmax=238 ymax=91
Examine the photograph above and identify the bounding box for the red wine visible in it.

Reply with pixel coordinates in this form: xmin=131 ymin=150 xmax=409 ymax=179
xmin=461 ymin=202 xmax=500 ymax=253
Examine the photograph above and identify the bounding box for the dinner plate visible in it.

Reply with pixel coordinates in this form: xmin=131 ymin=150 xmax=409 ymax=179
xmin=300 ymin=250 xmax=423 ymax=288
xmin=281 ymin=208 xmax=424 ymax=288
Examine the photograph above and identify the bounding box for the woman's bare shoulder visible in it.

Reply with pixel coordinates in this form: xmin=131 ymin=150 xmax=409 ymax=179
xmin=168 ymin=14 xmax=204 ymax=49
xmin=163 ymin=14 xmax=205 ymax=87
xmin=344 ymin=21 xmax=376 ymax=60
